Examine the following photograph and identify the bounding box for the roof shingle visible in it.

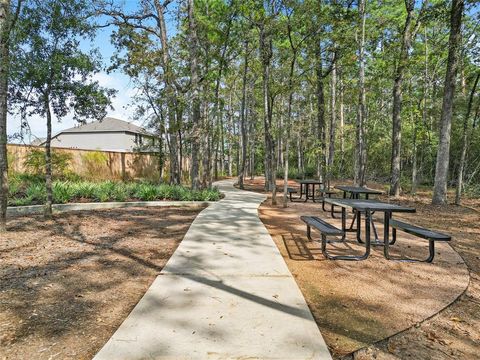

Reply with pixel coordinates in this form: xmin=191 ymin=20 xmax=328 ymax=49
xmin=61 ymin=117 xmax=152 ymax=136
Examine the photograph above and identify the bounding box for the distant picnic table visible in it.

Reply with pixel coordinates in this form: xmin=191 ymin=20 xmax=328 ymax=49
xmin=334 ymin=185 xmax=383 ymax=199
xmin=298 ymin=179 xmax=322 ymax=202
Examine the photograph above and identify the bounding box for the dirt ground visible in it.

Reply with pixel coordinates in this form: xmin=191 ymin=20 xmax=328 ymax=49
xmin=0 ymin=206 xmax=204 ymax=360
xmin=240 ymin=177 xmax=480 ymax=359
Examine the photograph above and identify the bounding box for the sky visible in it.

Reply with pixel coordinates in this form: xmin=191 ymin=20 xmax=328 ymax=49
xmin=7 ymin=1 xmax=171 ymax=143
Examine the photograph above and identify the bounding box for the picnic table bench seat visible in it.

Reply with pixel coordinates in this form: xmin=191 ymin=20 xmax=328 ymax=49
xmin=300 ymin=215 xmax=368 ymax=261
xmin=300 ymin=215 xmax=343 ymax=237
xmin=314 ymin=189 xmax=342 ymax=216
xmin=316 ymin=189 xmax=336 ymax=196
xmin=386 ymin=219 xmax=451 ymax=263
xmin=287 ymin=187 xmax=298 ymax=201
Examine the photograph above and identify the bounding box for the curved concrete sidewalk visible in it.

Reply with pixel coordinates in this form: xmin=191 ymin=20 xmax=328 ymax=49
xmin=94 ymin=179 xmax=331 ymax=359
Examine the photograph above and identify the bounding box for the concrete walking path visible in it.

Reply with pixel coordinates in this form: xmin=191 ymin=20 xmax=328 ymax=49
xmin=94 ymin=179 xmax=331 ymax=359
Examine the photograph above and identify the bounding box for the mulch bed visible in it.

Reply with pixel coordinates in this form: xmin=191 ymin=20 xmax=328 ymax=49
xmin=0 ymin=206 xmax=204 ymax=360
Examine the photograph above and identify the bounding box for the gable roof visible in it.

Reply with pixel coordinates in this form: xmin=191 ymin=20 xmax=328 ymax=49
xmin=60 ymin=117 xmax=153 ymax=136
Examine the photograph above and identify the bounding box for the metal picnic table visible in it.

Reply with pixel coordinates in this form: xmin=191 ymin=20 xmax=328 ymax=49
xmin=298 ymin=179 xmax=323 ymax=202
xmin=323 ymin=198 xmax=416 ymax=259
xmin=332 ymin=185 xmax=384 ymax=234
xmin=334 ymin=185 xmax=383 ymax=199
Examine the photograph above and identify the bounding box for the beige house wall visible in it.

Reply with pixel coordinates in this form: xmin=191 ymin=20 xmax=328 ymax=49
xmin=50 ymin=132 xmax=140 ymax=152
xmin=7 ymin=144 xmax=162 ymax=181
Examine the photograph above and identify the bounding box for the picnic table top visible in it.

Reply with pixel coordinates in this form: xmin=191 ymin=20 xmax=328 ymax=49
xmin=334 ymin=185 xmax=383 ymax=195
xmin=323 ymin=198 xmax=416 ymax=213
xmin=299 ymin=179 xmax=322 ymax=184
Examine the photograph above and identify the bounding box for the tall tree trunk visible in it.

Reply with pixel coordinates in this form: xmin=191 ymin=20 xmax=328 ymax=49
xmin=420 ymin=26 xmax=429 ymax=187
xmin=248 ymin=90 xmax=255 ymax=180
xmin=327 ymin=51 xmax=337 ymax=189
xmin=157 ymin=113 xmax=165 ymax=182
xmin=283 ymin=50 xmax=296 ymax=208
xmin=238 ymin=39 xmax=249 ymax=189
xmin=44 ymin=96 xmax=53 ymax=217
xmin=297 ymin=134 xmax=303 ymax=178
xmin=355 ymin=0 xmax=367 ymax=186
xmin=338 ymin=66 xmax=345 ymax=176
xmin=455 ymin=72 xmax=479 ymax=205
xmin=220 ymin=108 xmax=226 ymax=175
xmin=227 ymin=89 xmax=233 ymax=177
xmin=213 ymin=18 xmax=231 ymax=181
xmin=389 ymin=0 xmax=414 ymax=196
xmin=411 ymin=105 xmax=418 ymax=195
xmin=0 ymin=0 xmax=10 ymax=232
xmin=235 ymin=116 xmax=240 ymax=176
xmin=389 ymin=0 xmax=425 ymax=196
xmin=432 ymin=0 xmax=464 ymax=205
xmin=316 ymin=41 xmax=326 ymax=184
xmin=259 ymin=23 xmax=274 ymax=202
xmin=152 ymin=0 xmax=181 ymax=185
xmin=277 ymin=113 xmax=283 ymax=170
xmin=187 ymin=0 xmax=201 ymax=190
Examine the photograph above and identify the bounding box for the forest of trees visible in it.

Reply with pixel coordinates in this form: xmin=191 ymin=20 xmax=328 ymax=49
xmin=0 ymin=0 xmax=479 ymax=230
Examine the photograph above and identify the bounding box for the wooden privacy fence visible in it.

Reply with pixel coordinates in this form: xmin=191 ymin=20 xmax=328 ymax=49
xmin=8 ymin=144 xmax=163 ymax=181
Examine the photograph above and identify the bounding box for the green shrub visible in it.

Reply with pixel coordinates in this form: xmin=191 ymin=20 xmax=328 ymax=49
xmin=8 ymin=176 xmax=222 ymax=206
xmin=111 ymin=183 xmax=129 ymax=202
xmin=81 ymin=151 xmax=109 ymax=180
xmin=53 ymin=181 xmax=75 ymax=204
xmin=24 ymin=149 xmax=72 ymax=177
xmin=464 ymin=184 xmax=480 ymax=198
xmin=134 ymin=183 xmax=159 ymax=201
xmin=71 ymin=181 xmax=96 ymax=199
xmin=25 ymin=183 xmax=46 ymax=204
xmin=91 ymin=181 xmax=116 ymax=202
xmin=8 ymin=176 xmax=21 ymax=198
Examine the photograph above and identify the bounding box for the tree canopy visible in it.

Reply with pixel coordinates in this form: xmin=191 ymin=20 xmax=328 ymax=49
xmin=0 ymin=0 xmax=479 ymax=225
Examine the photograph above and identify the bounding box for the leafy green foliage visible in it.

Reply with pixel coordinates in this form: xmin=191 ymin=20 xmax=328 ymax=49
xmin=11 ymin=0 xmax=116 ymax=123
xmin=81 ymin=151 xmax=109 ymax=180
xmin=24 ymin=149 xmax=72 ymax=177
xmin=8 ymin=175 xmax=221 ymax=206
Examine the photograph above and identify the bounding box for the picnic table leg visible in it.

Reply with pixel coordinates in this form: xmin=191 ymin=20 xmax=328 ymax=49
xmin=322 ymin=207 xmax=370 ymax=261
xmin=341 ymin=207 xmax=346 ymax=241
xmin=363 ymin=209 xmax=371 ymax=259
xmin=383 ymin=212 xmax=390 ymax=246
xmin=349 ymin=192 xmax=358 ymax=226
xmin=325 ymin=193 xmax=339 ymax=219
xmin=348 ymin=212 xmax=357 ymax=231
xmin=385 ymin=212 xmax=396 ymax=245
xmin=356 ymin=210 xmax=364 ymax=244
xmin=370 ymin=211 xmax=380 ymax=243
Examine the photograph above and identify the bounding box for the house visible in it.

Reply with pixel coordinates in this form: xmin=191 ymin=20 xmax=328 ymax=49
xmin=30 ymin=137 xmax=46 ymax=146
xmin=45 ymin=117 xmax=158 ymax=153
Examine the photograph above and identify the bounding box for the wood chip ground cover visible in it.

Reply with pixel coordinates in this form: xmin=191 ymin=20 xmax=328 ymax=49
xmin=0 ymin=206 xmax=204 ymax=360
xmin=240 ymin=178 xmax=479 ymax=359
